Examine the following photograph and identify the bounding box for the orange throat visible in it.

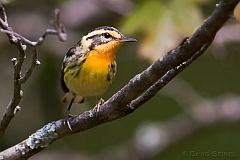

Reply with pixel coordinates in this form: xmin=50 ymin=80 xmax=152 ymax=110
xmin=90 ymin=40 xmax=123 ymax=62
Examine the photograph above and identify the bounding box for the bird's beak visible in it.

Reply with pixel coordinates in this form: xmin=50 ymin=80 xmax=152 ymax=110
xmin=118 ymin=37 xmax=137 ymax=42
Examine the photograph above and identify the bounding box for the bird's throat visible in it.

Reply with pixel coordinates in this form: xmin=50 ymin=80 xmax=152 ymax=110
xmin=91 ymin=41 xmax=122 ymax=62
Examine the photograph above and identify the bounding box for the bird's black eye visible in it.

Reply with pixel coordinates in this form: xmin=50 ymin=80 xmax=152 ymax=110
xmin=103 ymin=33 xmax=111 ymax=39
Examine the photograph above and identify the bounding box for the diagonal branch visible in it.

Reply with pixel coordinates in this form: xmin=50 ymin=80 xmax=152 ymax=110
xmin=128 ymin=41 xmax=210 ymax=110
xmin=0 ymin=0 xmax=239 ymax=159
xmin=93 ymin=95 xmax=240 ymax=160
xmin=0 ymin=4 xmax=67 ymax=135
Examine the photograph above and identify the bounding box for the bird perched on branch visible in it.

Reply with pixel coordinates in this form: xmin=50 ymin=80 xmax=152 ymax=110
xmin=61 ymin=26 xmax=137 ymax=117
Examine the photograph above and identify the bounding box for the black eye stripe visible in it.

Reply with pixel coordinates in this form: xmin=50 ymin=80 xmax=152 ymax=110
xmin=85 ymin=31 xmax=121 ymax=50
xmin=86 ymin=34 xmax=99 ymax=40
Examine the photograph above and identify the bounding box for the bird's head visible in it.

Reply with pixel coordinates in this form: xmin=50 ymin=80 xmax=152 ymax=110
xmin=80 ymin=26 xmax=136 ymax=55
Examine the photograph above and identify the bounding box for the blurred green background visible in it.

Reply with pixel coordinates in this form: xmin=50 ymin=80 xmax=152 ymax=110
xmin=0 ymin=0 xmax=240 ymax=159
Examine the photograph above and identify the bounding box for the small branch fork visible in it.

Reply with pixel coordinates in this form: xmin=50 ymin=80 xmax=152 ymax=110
xmin=0 ymin=3 xmax=67 ymax=135
xmin=0 ymin=0 xmax=239 ymax=159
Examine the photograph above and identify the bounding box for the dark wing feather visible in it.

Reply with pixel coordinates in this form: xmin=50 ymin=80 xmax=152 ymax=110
xmin=60 ymin=67 xmax=69 ymax=93
xmin=60 ymin=45 xmax=87 ymax=93
xmin=60 ymin=47 xmax=76 ymax=93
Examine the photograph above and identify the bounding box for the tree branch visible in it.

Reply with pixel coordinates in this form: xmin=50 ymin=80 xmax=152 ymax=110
xmin=27 ymin=94 xmax=240 ymax=160
xmin=128 ymin=41 xmax=210 ymax=110
xmin=0 ymin=0 xmax=239 ymax=159
xmin=0 ymin=3 xmax=67 ymax=135
xmin=93 ymin=95 xmax=240 ymax=160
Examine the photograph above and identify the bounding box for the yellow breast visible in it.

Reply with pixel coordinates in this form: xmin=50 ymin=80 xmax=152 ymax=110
xmin=65 ymin=49 xmax=116 ymax=97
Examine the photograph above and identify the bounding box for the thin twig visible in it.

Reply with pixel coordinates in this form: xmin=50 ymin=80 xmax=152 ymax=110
xmin=19 ymin=48 xmax=39 ymax=83
xmin=0 ymin=3 xmax=7 ymax=23
xmin=0 ymin=42 xmax=26 ymax=136
xmin=0 ymin=16 xmax=66 ymax=47
xmin=0 ymin=0 xmax=238 ymax=159
xmin=0 ymin=4 xmax=66 ymax=135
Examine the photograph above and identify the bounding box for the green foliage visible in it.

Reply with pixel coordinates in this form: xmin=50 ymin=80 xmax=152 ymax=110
xmin=121 ymin=0 xmax=206 ymax=35
xmin=121 ymin=0 xmax=164 ymax=34
xmin=121 ymin=0 xmax=206 ymax=62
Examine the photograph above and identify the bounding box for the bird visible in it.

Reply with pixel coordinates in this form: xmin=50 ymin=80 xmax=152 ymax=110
xmin=61 ymin=26 xmax=137 ymax=117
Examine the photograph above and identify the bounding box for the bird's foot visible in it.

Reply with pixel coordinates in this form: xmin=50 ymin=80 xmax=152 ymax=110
xmin=64 ymin=119 xmax=73 ymax=131
xmin=64 ymin=110 xmax=76 ymax=131
xmin=93 ymin=98 xmax=105 ymax=113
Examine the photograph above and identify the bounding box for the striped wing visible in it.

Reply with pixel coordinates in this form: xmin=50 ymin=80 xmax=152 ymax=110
xmin=61 ymin=46 xmax=87 ymax=93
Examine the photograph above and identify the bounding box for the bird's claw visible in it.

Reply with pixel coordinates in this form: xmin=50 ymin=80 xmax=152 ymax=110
xmin=93 ymin=98 xmax=105 ymax=113
xmin=64 ymin=118 xmax=73 ymax=131
xmin=64 ymin=110 xmax=76 ymax=131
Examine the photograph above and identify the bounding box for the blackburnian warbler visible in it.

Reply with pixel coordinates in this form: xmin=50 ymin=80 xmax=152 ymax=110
xmin=61 ymin=26 xmax=136 ymax=116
